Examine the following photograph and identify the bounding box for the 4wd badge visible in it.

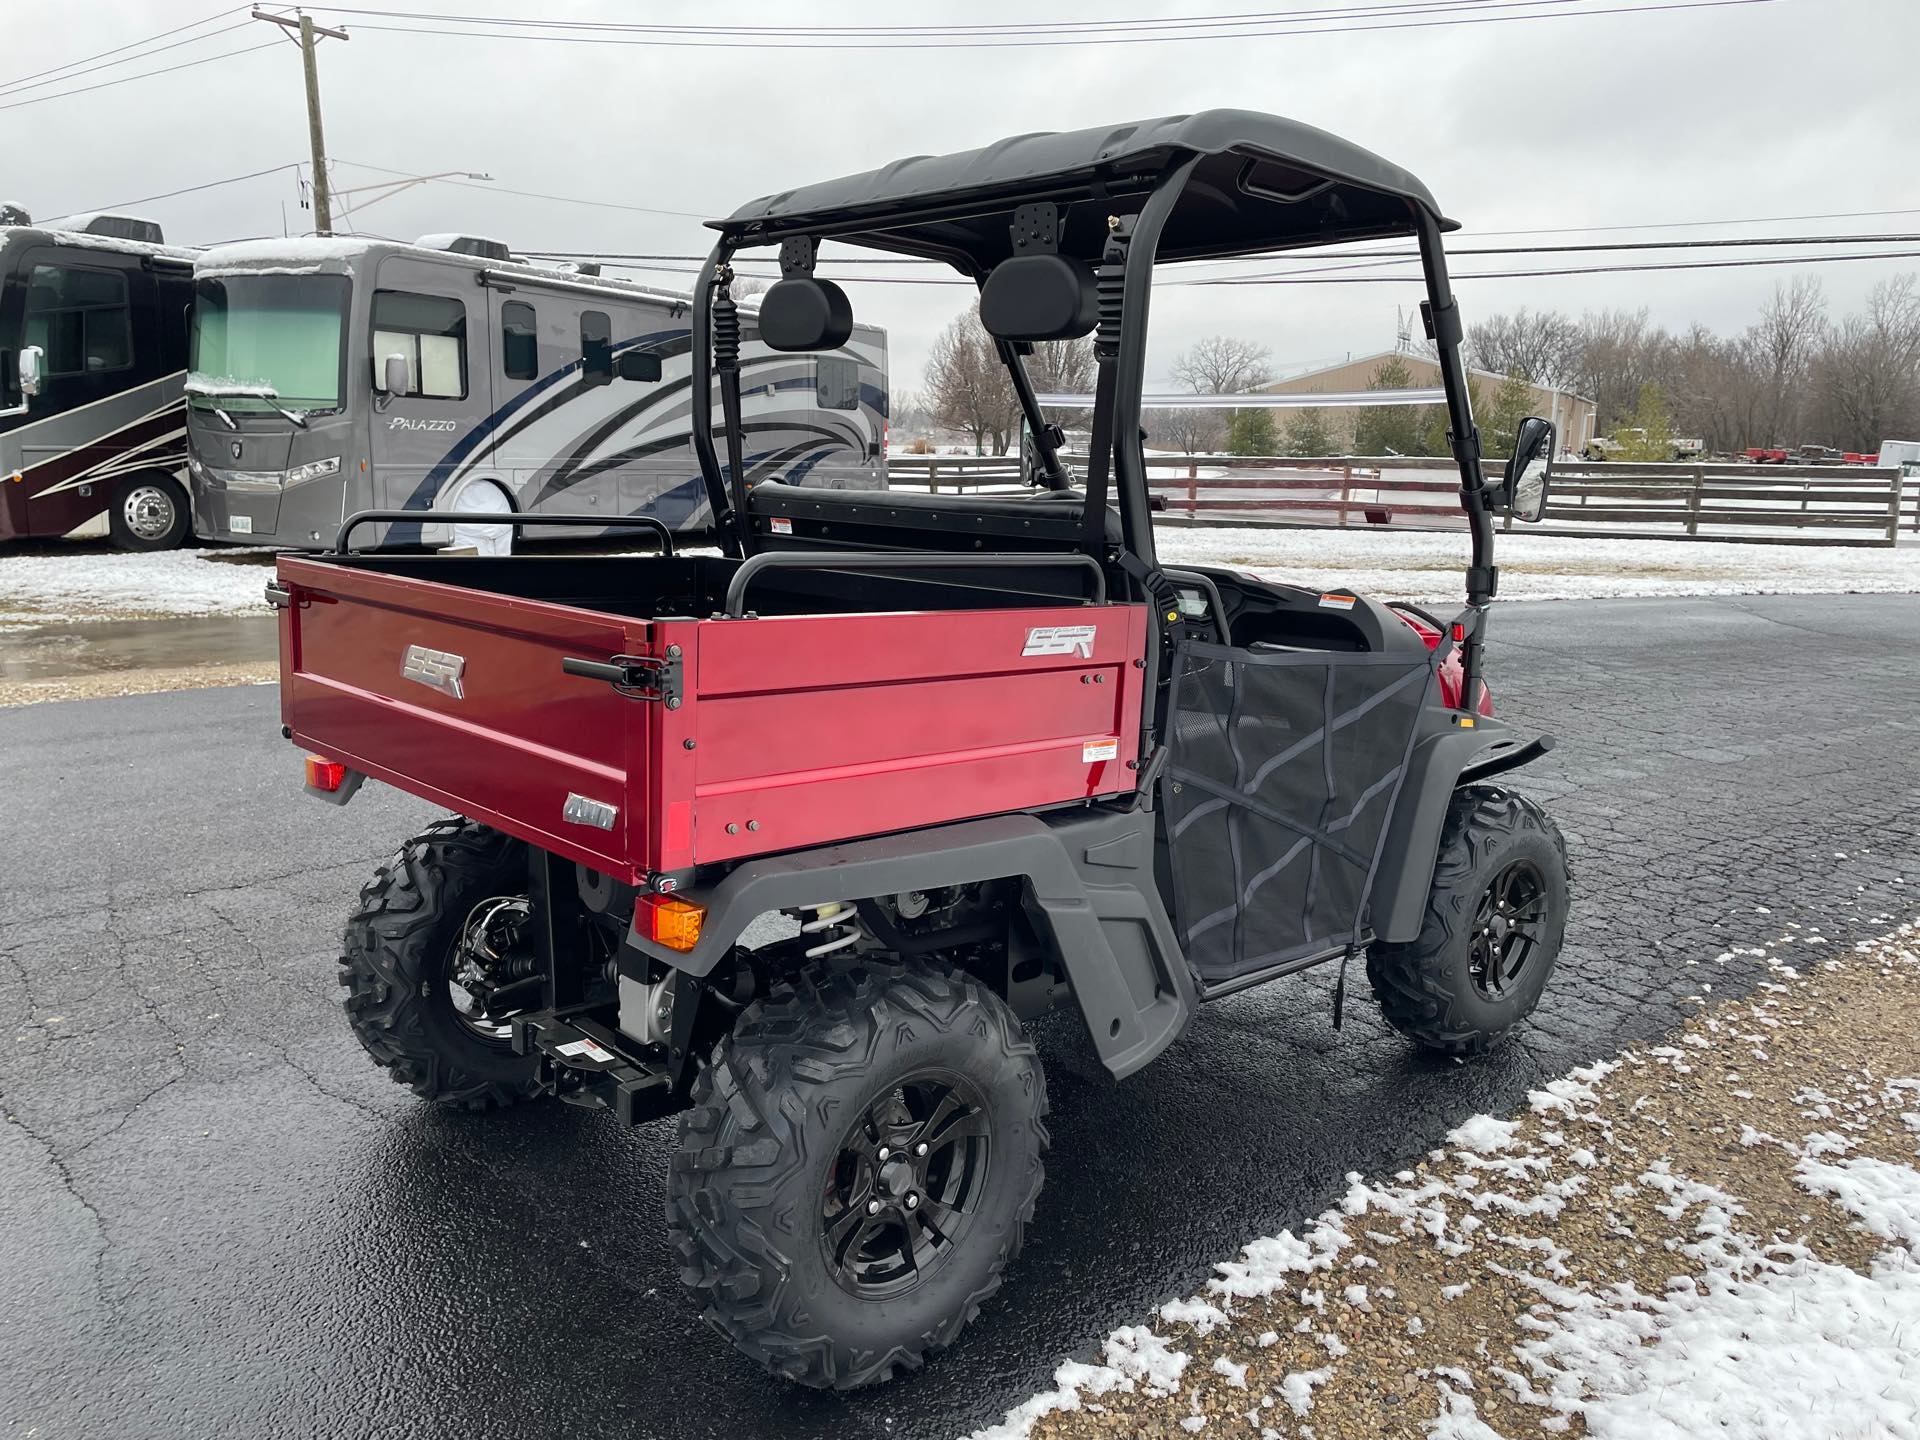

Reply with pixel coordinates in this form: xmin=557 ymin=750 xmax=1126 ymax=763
xmin=1021 ymin=624 xmax=1096 ymax=659
xmin=400 ymin=644 xmax=465 ymax=699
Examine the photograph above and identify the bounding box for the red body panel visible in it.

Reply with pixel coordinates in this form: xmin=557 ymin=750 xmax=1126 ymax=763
xmin=277 ymin=557 xmax=1149 ymax=880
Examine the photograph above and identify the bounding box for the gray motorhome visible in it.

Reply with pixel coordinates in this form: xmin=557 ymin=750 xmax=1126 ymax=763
xmin=186 ymin=234 xmax=888 ymax=549
xmin=0 ymin=211 xmax=199 ymax=549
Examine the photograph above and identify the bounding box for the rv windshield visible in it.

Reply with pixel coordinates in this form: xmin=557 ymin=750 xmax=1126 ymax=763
xmin=190 ymin=274 xmax=349 ymax=414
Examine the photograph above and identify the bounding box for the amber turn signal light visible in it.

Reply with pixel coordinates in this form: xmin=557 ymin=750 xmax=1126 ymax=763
xmin=639 ymin=893 xmax=705 ymax=951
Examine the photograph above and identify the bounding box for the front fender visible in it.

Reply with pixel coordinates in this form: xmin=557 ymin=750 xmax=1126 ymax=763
xmin=1371 ymin=719 xmax=1555 ymax=944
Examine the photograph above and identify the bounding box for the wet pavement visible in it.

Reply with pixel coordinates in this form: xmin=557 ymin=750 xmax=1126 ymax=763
xmin=0 ymin=613 xmax=277 ymax=682
xmin=2 ymin=593 xmax=1917 ymax=1440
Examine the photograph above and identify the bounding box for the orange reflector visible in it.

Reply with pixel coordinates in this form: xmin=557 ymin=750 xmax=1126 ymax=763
xmin=304 ymin=755 xmax=347 ymax=792
xmin=639 ymin=893 xmax=705 ymax=951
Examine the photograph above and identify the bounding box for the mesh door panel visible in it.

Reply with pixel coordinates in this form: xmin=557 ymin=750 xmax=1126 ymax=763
xmin=1163 ymin=642 xmax=1433 ymax=983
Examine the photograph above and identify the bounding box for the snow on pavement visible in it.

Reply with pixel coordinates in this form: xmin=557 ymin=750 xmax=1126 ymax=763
xmin=0 ymin=547 xmax=275 ymax=628
xmin=968 ymin=916 xmax=1920 ymax=1440
xmin=2 ymin=527 xmax=1918 ymax=630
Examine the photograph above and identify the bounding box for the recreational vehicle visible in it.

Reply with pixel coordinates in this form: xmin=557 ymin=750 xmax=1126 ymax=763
xmin=186 ymin=235 xmax=888 ymax=549
xmin=0 ymin=211 xmax=198 ymax=549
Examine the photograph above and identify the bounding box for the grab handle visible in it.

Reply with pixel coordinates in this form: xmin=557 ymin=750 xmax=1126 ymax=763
xmin=333 ymin=510 xmax=674 ymax=556
xmin=723 ymin=550 xmax=1107 ymax=617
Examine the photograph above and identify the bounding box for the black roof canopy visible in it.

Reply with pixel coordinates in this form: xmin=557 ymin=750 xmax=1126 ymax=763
xmin=715 ymin=109 xmax=1456 ymax=270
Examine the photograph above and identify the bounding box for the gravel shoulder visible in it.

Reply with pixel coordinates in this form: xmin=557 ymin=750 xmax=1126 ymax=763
xmin=976 ymin=918 xmax=1920 ymax=1440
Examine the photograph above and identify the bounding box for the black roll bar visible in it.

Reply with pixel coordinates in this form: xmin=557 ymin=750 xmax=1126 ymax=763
xmin=724 ymin=550 xmax=1107 ymax=617
xmin=333 ymin=510 xmax=674 ymax=556
xmin=688 ymin=244 xmax=747 ymax=559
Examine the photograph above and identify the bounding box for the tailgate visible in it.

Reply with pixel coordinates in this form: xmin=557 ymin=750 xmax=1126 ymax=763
xmin=274 ymin=556 xmax=647 ymax=878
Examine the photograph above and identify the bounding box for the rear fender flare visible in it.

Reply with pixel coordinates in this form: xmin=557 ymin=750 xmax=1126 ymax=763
xmin=625 ymin=811 xmax=1194 ymax=1079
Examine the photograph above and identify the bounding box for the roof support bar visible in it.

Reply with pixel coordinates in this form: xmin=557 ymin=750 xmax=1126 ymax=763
xmin=689 ymin=243 xmax=747 ymax=558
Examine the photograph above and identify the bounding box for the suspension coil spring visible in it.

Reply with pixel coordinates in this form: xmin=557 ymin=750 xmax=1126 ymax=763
xmin=796 ymin=900 xmax=863 ymax=959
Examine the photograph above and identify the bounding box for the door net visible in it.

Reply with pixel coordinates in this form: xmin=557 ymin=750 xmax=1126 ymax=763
xmin=1162 ymin=640 xmax=1435 ymax=984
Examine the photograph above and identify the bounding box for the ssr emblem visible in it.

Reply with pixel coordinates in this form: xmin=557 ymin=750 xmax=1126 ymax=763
xmin=400 ymin=644 xmax=466 ymax=699
xmin=229 ymin=441 xmax=243 ymax=460
xmin=1021 ymin=624 xmax=1096 ymax=659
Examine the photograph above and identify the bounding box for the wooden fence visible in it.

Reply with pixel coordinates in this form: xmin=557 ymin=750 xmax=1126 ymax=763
xmin=884 ymin=453 xmax=1911 ymax=547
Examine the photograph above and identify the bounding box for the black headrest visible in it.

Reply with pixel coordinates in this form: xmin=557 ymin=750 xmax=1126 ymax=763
xmin=979 ymin=254 xmax=1097 ymax=342
xmin=756 ymin=277 xmax=853 ymax=352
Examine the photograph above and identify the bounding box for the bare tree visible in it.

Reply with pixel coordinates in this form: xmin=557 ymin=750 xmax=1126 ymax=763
xmin=1023 ymin=333 xmax=1097 ymax=435
xmin=1155 ymin=407 xmax=1222 ymax=455
xmin=1464 ymin=307 xmax=1582 ymax=390
xmin=1170 ymin=335 xmax=1273 ymax=396
xmin=923 ymin=304 xmax=1020 ymax=453
xmin=1747 ymin=277 xmax=1826 ymax=446
xmin=1810 ymin=275 xmax=1920 ymax=450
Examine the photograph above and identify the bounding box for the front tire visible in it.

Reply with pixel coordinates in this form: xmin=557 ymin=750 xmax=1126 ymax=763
xmin=109 ymin=472 xmax=190 ymax=551
xmin=1368 ymin=784 xmax=1569 ymax=1056
xmin=668 ymin=956 xmax=1048 ymax=1389
xmin=339 ymin=817 xmax=546 ymax=1110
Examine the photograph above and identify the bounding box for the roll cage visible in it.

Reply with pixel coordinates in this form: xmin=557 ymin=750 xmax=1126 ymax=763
xmin=688 ymin=108 xmax=1501 ymax=705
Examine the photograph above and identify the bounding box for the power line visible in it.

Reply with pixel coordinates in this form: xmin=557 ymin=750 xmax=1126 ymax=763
xmin=39 ymin=163 xmax=304 ymax=225
xmin=329 ymin=0 xmax=1782 ymax=50
xmin=332 ymin=159 xmax=714 ymax=219
xmin=0 ymin=4 xmax=246 ymax=94
xmin=0 ymin=20 xmax=255 ymax=98
xmin=304 ymin=0 xmax=1583 ymax=39
xmin=522 ymin=247 xmax=1920 ymax=287
xmin=0 ymin=39 xmax=281 ymax=111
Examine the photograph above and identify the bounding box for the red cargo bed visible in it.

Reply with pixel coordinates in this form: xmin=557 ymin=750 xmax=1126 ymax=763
xmin=275 ymin=554 xmax=1149 ymax=883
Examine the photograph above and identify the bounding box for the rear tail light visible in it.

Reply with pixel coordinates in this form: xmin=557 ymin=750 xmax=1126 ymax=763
xmin=639 ymin=893 xmax=705 ymax=952
xmin=304 ymin=755 xmax=346 ymax=792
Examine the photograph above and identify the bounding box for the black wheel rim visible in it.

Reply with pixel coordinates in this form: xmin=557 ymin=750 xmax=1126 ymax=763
xmin=820 ymin=1072 xmax=992 ymax=1299
xmin=447 ymin=896 xmax=533 ymax=1045
xmin=1469 ymin=858 xmax=1549 ymax=1000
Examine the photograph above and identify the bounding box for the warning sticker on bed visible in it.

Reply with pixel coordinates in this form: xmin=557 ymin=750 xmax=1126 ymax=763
xmin=1318 ymin=592 xmax=1357 ymax=610
xmin=769 ymin=517 xmax=793 ymax=534
xmin=1082 ymin=738 xmax=1119 ymax=764
xmin=556 ymin=1038 xmax=616 ymax=1064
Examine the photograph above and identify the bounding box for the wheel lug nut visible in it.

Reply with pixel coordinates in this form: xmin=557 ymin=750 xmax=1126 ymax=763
xmin=877 ymin=1146 xmax=891 ymax=1161
xmin=914 ymin=1142 xmax=928 ymax=1157
xmin=866 ymin=1199 xmax=881 ymax=1215
xmin=905 ymin=1193 xmax=919 ymax=1210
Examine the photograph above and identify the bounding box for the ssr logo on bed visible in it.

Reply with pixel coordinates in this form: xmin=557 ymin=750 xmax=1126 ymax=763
xmin=1021 ymin=624 xmax=1096 ymax=659
xmin=400 ymin=644 xmax=466 ymax=699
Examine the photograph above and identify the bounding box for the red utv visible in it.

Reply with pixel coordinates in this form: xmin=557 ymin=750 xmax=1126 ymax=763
xmin=270 ymin=110 xmax=1570 ymax=1388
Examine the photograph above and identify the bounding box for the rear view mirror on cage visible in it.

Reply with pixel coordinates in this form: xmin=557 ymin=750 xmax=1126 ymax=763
xmin=616 ymin=350 xmax=662 ymax=383
xmin=1503 ymin=416 xmax=1555 ymax=523
xmin=380 ymin=352 xmax=411 ymax=397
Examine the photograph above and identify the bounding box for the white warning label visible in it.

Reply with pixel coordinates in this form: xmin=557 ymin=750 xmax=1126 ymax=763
xmin=1082 ymin=738 xmax=1119 ymax=764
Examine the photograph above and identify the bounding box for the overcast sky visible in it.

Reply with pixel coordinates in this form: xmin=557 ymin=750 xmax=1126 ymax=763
xmin=7 ymin=0 xmax=1917 ymax=393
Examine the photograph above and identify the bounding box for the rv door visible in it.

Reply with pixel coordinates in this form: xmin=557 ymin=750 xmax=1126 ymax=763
xmin=368 ymin=256 xmax=495 ymax=545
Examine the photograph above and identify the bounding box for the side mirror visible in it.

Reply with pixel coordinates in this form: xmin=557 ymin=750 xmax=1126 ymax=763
xmin=380 ymin=352 xmax=411 ymax=397
xmin=616 ymin=350 xmax=661 ymax=383
xmin=1502 ymin=416 xmax=1555 ymax=523
xmin=19 ymin=344 xmax=45 ymax=398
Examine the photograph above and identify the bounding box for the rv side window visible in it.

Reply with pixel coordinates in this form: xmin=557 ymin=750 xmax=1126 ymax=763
xmin=815 ymin=355 xmax=859 ymax=411
xmin=372 ymin=291 xmax=467 ymax=399
xmin=580 ymin=310 xmax=612 ymax=387
xmin=501 ymin=301 xmax=538 ymax=381
xmin=24 ymin=264 xmax=132 ymax=376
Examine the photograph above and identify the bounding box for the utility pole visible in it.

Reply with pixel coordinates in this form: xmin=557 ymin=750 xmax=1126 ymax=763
xmin=251 ymin=9 xmax=348 ymax=235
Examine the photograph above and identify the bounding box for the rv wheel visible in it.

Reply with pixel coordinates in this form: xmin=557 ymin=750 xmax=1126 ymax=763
xmin=668 ymin=955 xmax=1048 ymax=1389
xmin=109 ymin=472 xmax=190 ymax=551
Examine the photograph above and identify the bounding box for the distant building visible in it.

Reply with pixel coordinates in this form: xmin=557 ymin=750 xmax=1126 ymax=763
xmin=1258 ymin=350 xmax=1596 ymax=455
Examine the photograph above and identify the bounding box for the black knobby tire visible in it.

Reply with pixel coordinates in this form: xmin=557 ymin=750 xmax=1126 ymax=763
xmin=667 ymin=956 xmax=1049 ymax=1389
xmin=108 ymin=472 xmax=190 ymax=551
xmin=339 ymin=817 xmax=545 ymax=1110
xmin=1368 ymin=783 xmax=1570 ymax=1056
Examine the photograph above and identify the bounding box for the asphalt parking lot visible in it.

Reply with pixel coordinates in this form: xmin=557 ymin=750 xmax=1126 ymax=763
xmin=3 ymin=592 xmax=1917 ymax=1440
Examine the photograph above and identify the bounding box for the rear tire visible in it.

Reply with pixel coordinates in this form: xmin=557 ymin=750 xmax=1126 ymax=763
xmin=339 ymin=817 xmax=546 ymax=1110
xmin=108 ymin=472 xmax=190 ymax=551
xmin=1368 ymin=783 xmax=1569 ymax=1056
xmin=667 ymin=955 xmax=1048 ymax=1389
